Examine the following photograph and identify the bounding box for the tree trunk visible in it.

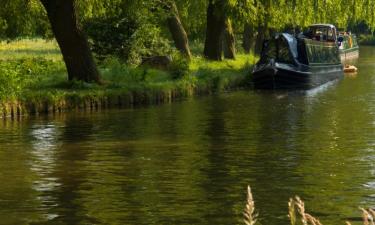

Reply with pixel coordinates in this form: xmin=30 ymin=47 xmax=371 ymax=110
xmin=204 ymin=0 xmax=225 ymax=60
xmin=223 ymin=19 xmax=236 ymax=59
xmin=243 ymin=23 xmax=256 ymax=54
xmin=255 ymin=25 xmax=267 ymax=55
xmin=40 ymin=0 xmax=100 ymax=83
xmin=166 ymin=1 xmax=192 ymax=59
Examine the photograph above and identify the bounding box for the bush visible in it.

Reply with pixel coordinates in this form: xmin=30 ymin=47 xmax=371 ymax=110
xmin=358 ymin=34 xmax=375 ymax=45
xmin=0 ymin=65 xmax=23 ymax=98
xmin=168 ymin=53 xmax=190 ymax=79
xmin=85 ymin=16 xmax=172 ymax=65
xmin=0 ymin=58 xmax=65 ymax=98
xmin=84 ymin=17 xmax=138 ymax=61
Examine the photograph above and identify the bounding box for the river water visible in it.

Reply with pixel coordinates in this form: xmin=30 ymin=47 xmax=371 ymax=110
xmin=1 ymin=47 xmax=375 ymax=225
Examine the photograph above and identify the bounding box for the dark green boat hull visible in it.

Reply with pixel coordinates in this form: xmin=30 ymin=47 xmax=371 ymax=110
xmin=253 ymin=63 xmax=343 ymax=89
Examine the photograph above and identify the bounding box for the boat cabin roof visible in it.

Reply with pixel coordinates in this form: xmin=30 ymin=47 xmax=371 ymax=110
xmin=309 ymin=24 xmax=336 ymax=29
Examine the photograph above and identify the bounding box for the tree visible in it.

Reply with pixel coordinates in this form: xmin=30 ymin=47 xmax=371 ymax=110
xmin=166 ymin=1 xmax=192 ymax=59
xmin=40 ymin=0 xmax=101 ymax=83
xmin=243 ymin=23 xmax=256 ymax=54
xmin=204 ymin=0 xmax=257 ymax=60
xmin=223 ymin=18 xmax=236 ymax=59
xmin=0 ymin=0 xmax=50 ymax=39
xmin=204 ymin=0 xmax=226 ymax=60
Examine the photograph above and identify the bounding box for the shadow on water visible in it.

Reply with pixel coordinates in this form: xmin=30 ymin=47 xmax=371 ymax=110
xmin=1 ymin=47 xmax=375 ymax=225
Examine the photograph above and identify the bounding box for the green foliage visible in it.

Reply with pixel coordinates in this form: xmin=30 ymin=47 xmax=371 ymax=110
xmin=0 ymin=38 xmax=255 ymax=104
xmin=2 ymin=0 xmax=375 ymax=42
xmin=127 ymin=23 xmax=172 ymax=65
xmin=84 ymin=16 xmax=139 ymax=60
xmin=0 ymin=0 xmax=50 ymax=39
xmin=358 ymin=34 xmax=375 ymax=45
xmin=85 ymin=15 xmax=172 ymax=65
xmin=101 ymin=57 xmax=148 ymax=85
xmin=0 ymin=57 xmax=65 ymax=99
xmin=0 ymin=65 xmax=23 ymax=98
xmin=168 ymin=53 xmax=190 ymax=79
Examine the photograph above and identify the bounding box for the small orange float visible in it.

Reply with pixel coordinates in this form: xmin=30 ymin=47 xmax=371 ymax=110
xmin=344 ymin=64 xmax=358 ymax=73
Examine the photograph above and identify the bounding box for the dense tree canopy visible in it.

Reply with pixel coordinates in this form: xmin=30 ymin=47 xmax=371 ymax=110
xmin=3 ymin=0 xmax=375 ymax=40
xmin=1 ymin=0 xmax=375 ymax=81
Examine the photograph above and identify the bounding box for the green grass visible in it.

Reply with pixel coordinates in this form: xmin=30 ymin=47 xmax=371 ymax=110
xmin=0 ymin=39 xmax=62 ymax=60
xmin=358 ymin=34 xmax=375 ymax=45
xmin=0 ymin=38 xmax=256 ymax=116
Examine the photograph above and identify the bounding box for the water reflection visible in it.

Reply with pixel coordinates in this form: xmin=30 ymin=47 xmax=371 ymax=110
xmin=0 ymin=47 xmax=375 ymax=224
xmin=29 ymin=123 xmax=61 ymax=222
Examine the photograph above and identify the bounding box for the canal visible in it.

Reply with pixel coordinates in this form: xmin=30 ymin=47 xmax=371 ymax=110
xmin=0 ymin=47 xmax=375 ymax=225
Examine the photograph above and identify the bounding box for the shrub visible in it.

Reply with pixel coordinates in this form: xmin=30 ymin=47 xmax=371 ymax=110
xmin=0 ymin=58 xmax=65 ymax=98
xmin=0 ymin=65 xmax=22 ymax=98
xmin=85 ymin=16 xmax=172 ymax=65
xmin=168 ymin=53 xmax=190 ymax=79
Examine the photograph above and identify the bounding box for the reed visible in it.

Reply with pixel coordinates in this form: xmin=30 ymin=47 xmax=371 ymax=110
xmin=359 ymin=208 xmax=375 ymax=225
xmin=288 ymin=196 xmax=322 ymax=225
xmin=243 ymin=185 xmax=374 ymax=225
xmin=243 ymin=185 xmax=258 ymax=225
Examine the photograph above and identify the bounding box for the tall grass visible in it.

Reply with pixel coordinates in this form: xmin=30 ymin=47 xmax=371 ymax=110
xmin=0 ymin=38 xmax=256 ymax=116
xmin=0 ymin=39 xmax=62 ymax=60
xmin=358 ymin=34 xmax=375 ymax=45
xmin=244 ymin=185 xmax=374 ymax=225
xmin=244 ymin=185 xmax=258 ymax=225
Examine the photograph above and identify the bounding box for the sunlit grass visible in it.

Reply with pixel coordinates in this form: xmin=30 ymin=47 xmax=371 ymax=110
xmin=190 ymin=54 xmax=257 ymax=73
xmin=0 ymin=38 xmax=255 ymax=116
xmin=358 ymin=34 xmax=375 ymax=45
xmin=0 ymin=38 xmax=62 ymax=61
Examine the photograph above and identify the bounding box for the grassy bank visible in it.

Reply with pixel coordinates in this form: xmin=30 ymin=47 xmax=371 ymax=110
xmin=358 ymin=34 xmax=375 ymax=45
xmin=0 ymin=39 xmax=256 ymax=118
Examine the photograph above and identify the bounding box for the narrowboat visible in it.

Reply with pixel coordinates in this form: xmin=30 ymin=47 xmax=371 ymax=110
xmin=338 ymin=32 xmax=359 ymax=62
xmin=252 ymin=24 xmax=345 ymax=89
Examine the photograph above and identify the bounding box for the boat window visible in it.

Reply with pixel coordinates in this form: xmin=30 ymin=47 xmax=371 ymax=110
xmin=260 ymin=40 xmax=277 ymax=63
xmin=305 ymin=39 xmax=341 ymax=64
xmin=309 ymin=26 xmax=335 ymax=42
xmin=327 ymin=29 xmax=335 ymax=41
xmin=312 ymin=27 xmax=327 ymax=41
xmin=276 ymin=37 xmax=293 ymax=64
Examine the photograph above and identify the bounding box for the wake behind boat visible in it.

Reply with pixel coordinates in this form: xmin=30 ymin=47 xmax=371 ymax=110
xmin=252 ymin=24 xmax=356 ymax=89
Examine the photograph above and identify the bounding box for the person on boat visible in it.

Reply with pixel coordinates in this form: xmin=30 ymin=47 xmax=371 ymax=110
xmin=348 ymin=34 xmax=353 ymax=48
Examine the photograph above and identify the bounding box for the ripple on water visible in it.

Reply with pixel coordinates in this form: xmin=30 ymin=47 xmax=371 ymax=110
xmin=1 ymin=48 xmax=375 ymax=224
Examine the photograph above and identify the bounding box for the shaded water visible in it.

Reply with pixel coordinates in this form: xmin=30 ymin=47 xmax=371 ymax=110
xmin=1 ymin=48 xmax=375 ymax=225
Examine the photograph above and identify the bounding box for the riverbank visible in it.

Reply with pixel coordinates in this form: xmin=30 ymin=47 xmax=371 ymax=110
xmin=358 ymin=34 xmax=375 ymax=45
xmin=0 ymin=39 xmax=256 ymax=118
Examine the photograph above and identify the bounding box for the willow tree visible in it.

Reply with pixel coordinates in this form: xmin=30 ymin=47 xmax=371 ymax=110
xmin=203 ymin=0 xmax=225 ymax=60
xmin=204 ymin=0 xmax=255 ymax=60
xmin=165 ymin=1 xmax=192 ymax=59
xmin=235 ymin=0 xmax=257 ymax=53
xmin=174 ymin=0 xmax=207 ymax=40
xmin=40 ymin=0 xmax=100 ymax=83
xmin=223 ymin=19 xmax=236 ymax=59
xmin=0 ymin=0 xmax=49 ymax=38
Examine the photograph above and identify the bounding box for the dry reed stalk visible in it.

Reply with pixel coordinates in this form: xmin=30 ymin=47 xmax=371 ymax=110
xmin=289 ymin=197 xmax=297 ymax=225
xmin=305 ymin=213 xmax=323 ymax=225
xmin=243 ymin=185 xmax=258 ymax=225
xmin=288 ymin=196 xmax=322 ymax=225
xmin=244 ymin=185 xmax=374 ymax=225
xmin=360 ymin=208 xmax=375 ymax=225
